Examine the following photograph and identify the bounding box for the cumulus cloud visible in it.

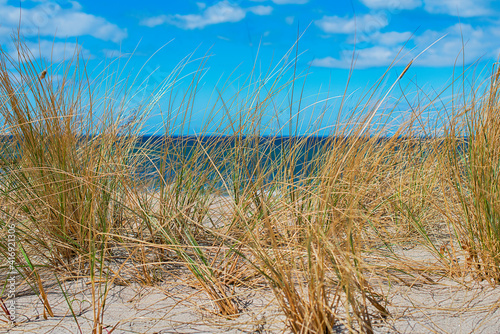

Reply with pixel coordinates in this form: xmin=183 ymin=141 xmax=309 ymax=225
xmin=10 ymin=40 xmax=91 ymax=62
xmin=423 ymin=0 xmax=493 ymax=17
xmin=360 ymin=0 xmax=422 ymax=10
xmin=361 ymin=0 xmax=493 ymax=17
xmin=311 ymin=46 xmax=403 ymax=69
xmin=0 ymin=1 xmax=127 ymax=43
xmin=247 ymin=5 xmax=273 ymax=15
xmin=171 ymin=1 xmax=245 ymax=29
xmin=315 ymin=14 xmax=389 ymax=35
xmin=140 ymin=15 xmax=168 ymax=28
xmin=413 ymin=23 xmax=490 ymax=66
xmin=247 ymin=0 xmax=310 ymax=3
xmin=271 ymin=0 xmax=309 ymax=4
xmin=369 ymin=31 xmax=413 ymax=45
xmin=140 ymin=1 xmax=271 ymax=30
xmin=311 ymin=22 xmax=500 ymax=69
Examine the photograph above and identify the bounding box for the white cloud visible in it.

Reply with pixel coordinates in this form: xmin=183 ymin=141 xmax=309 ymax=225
xmin=149 ymin=1 xmax=245 ymax=29
xmin=140 ymin=1 xmax=272 ymax=30
xmin=68 ymin=1 xmax=83 ymax=11
xmin=315 ymin=14 xmax=388 ymax=34
xmin=310 ymin=56 xmax=343 ymax=68
xmin=248 ymin=0 xmax=309 ymax=4
xmin=423 ymin=0 xmax=492 ymax=17
xmin=370 ymin=31 xmax=413 ymax=45
xmin=271 ymin=0 xmax=309 ymax=4
xmin=247 ymin=5 xmax=273 ymax=15
xmin=361 ymin=0 xmax=493 ymax=17
xmin=10 ymin=40 xmax=91 ymax=62
xmin=311 ymin=46 xmax=403 ymax=69
xmin=413 ymin=23 xmax=490 ymax=66
xmin=47 ymin=13 xmax=127 ymax=42
xmin=360 ymin=0 xmax=422 ymax=10
xmin=175 ymin=1 xmax=245 ymax=29
xmin=140 ymin=15 xmax=168 ymax=28
xmin=285 ymin=16 xmax=295 ymax=25
xmin=0 ymin=1 xmax=127 ymax=43
xmin=312 ymin=22 xmax=500 ymax=69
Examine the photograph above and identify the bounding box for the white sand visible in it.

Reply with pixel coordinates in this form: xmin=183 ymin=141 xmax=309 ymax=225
xmin=2 ymin=271 xmax=500 ymax=333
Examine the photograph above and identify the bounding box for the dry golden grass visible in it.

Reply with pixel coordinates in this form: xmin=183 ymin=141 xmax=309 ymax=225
xmin=0 ymin=36 xmax=500 ymax=334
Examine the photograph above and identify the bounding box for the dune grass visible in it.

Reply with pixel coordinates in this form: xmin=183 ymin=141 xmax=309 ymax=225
xmin=0 ymin=37 xmax=499 ymax=333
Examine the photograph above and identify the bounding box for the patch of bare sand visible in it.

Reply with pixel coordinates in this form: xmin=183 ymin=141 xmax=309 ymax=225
xmin=1 ymin=278 xmax=286 ymax=333
xmin=372 ymin=245 xmax=500 ymax=333
xmin=2 ymin=271 xmax=500 ymax=333
xmin=379 ymin=278 xmax=500 ymax=333
xmin=3 ymin=241 xmax=500 ymax=333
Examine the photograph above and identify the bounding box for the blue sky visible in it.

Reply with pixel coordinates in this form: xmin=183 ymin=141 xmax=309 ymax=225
xmin=1 ymin=0 xmax=499 ymax=135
